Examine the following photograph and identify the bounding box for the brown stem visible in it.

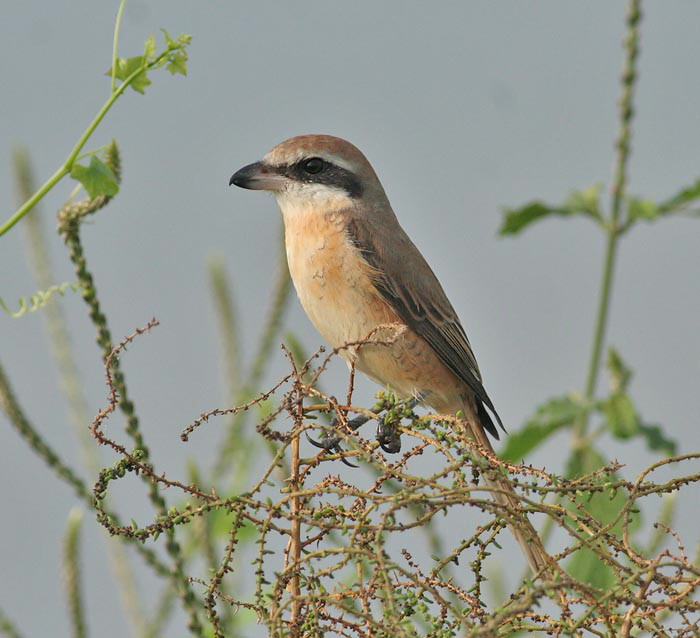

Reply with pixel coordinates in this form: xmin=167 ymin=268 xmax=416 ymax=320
xmin=284 ymin=390 xmax=304 ymax=635
xmin=620 ymin=558 xmax=658 ymax=637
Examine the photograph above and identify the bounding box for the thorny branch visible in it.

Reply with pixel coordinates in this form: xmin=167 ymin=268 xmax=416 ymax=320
xmin=89 ymin=320 xmax=699 ymax=637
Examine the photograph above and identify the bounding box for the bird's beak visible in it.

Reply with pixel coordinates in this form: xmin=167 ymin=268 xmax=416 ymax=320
xmin=229 ymin=162 xmax=287 ymax=191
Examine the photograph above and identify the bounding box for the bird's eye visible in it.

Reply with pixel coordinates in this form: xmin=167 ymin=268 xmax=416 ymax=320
xmin=301 ymin=157 xmax=325 ymax=174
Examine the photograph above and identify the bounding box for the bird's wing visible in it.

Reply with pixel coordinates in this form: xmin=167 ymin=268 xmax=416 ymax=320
xmin=347 ymin=216 xmax=504 ymax=438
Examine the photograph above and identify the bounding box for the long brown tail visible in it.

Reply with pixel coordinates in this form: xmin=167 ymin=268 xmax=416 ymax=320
xmin=465 ymin=418 xmax=552 ymax=576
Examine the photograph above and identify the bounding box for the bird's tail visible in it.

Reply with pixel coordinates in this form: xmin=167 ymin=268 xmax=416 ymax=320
xmin=462 ymin=412 xmax=552 ymax=576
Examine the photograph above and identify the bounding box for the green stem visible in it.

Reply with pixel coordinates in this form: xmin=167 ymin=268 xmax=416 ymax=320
xmin=63 ymin=509 xmax=87 ymax=638
xmin=0 ymin=357 xmax=92 ymax=503
xmin=65 ymin=61 xmax=151 ymax=169
xmin=1 ymin=51 xmax=169 ymax=237
xmin=582 ymin=231 xmax=619 ymax=404
xmin=0 ymin=164 xmax=69 ymax=236
xmin=575 ymin=0 xmax=641 ymax=438
xmin=111 ymin=0 xmax=127 ymax=94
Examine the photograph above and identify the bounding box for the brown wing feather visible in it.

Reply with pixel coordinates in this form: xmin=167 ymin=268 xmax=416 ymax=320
xmin=347 ymin=216 xmax=505 ymax=438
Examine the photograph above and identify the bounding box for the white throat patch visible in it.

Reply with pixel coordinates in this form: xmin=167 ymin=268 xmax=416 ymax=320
xmin=274 ymin=182 xmax=354 ymax=219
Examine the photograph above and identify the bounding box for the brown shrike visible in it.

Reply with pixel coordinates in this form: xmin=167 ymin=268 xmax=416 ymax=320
xmin=230 ymin=134 xmax=550 ymax=574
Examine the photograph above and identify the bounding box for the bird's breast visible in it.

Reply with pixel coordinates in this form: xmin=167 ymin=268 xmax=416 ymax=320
xmin=282 ymin=207 xmax=394 ymax=352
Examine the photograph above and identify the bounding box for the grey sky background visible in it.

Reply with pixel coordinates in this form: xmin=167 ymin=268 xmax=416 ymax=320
xmin=1 ymin=2 xmax=699 ymax=636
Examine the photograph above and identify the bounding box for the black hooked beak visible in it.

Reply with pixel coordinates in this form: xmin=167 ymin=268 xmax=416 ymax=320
xmin=229 ymin=162 xmax=287 ymax=191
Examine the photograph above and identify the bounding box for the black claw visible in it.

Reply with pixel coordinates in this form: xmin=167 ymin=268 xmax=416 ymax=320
xmin=305 ymin=428 xmax=358 ymax=467
xmin=378 ymin=433 xmax=402 ymax=454
xmin=305 ymin=430 xmax=341 ymax=450
xmin=380 ymin=438 xmax=402 ymax=454
xmin=339 ymin=455 xmax=359 ymax=468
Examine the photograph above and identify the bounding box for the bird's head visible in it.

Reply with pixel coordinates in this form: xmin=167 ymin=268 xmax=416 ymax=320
xmin=229 ymin=135 xmax=388 ymax=216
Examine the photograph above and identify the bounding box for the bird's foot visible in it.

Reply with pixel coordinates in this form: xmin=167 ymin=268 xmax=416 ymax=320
xmin=372 ymin=393 xmax=421 ymax=454
xmin=305 ymin=428 xmax=342 ymax=452
xmin=305 ymin=431 xmax=357 ymax=468
xmin=305 ymin=400 xmax=413 ymax=463
xmin=305 ymin=414 xmax=370 ymax=467
xmin=376 ymin=421 xmax=401 ymax=453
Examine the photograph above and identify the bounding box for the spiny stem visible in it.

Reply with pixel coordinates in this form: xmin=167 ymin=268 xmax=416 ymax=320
xmin=577 ymin=0 xmax=642 ymax=438
xmin=0 ymin=358 xmax=92 ymax=502
xmin=59 ymin=176 xmax=203 ymax=635
xmin=288 ymin=399 xmax=303 ymax=633
xmin=65 ymin=227 xmax=203 ymax=634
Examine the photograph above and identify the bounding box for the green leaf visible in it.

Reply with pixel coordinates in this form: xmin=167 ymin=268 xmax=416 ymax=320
xmin=564 ymin=446 xmax=639 ymax=589
xmin=566 ymin=545 xmax=613 ymax=589
xmin=161 ymin=28 xmax=176 ymax=48
xmin=499 ymin=395 xmax=587 ymax=462
xmin=565 ymin=446 xmax=604 ymax=480
xmin=563 ymin=183 xmax=604 ymax=218
xmin=70 ymin=156 xmax=119 ymax=199
xmin=601 ymin=348 xmax=675 ymax=454
xmin=143 ymin=34 xmax=156 ymax=61
xmin=500 ymin=184 xmax=603 ymax=236
xmin=603 ymin=347 xmax=639 ymax=439
xmin=105 ymin=56 xmax=151 ymax=93
xmin=606 ymin=347 xmax=632 ymax=392
xmin=166 ymin=51 xmax=188 ymax=76
xmin=627 ymin=196 xmax=659 ymax=222
xmin=602 ymin=392 xmax=638 ymax=439
xmin=638 ymin=422 xmax=677 ymax=456
xmin=658 ymin=176 xmax=700 ymax=213
xmin=499 ymin=202 xmax=559 ymax=235
xmin=624 ymin=179 xmax=700 ymax=228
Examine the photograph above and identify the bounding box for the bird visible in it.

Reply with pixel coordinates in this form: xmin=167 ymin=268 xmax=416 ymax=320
xmin=229 ymin=134 xmax=550 ymax=574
